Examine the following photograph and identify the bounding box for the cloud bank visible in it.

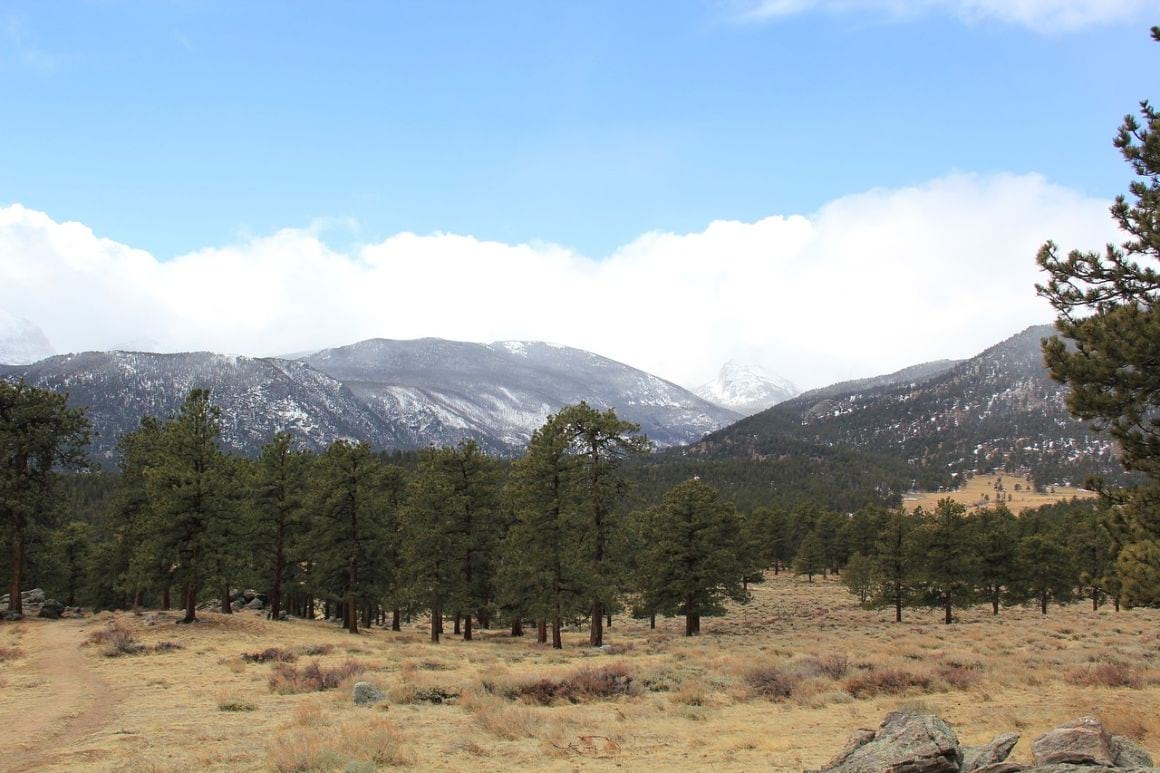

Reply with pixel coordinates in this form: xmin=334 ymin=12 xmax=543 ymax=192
xmin=737 ymin=0 xmax=1150 ymax=31
xmin=0 ymin=172 xmax=1118 ymax=389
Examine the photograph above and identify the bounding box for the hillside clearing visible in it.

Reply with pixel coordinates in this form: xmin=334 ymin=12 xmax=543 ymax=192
xmin=903 ymin=472 xmax=1096 ymax=514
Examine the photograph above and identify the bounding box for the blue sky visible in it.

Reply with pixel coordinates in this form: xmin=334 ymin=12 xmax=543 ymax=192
xmin=0 ymin=1 xmax=1155 ymax=387
xmin=2 ymin=1 xmax=1153 ymax=258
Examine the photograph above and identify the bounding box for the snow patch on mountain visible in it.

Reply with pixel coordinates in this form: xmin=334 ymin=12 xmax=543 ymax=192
xmin=695 ymin=360 xmax=798 ymax=416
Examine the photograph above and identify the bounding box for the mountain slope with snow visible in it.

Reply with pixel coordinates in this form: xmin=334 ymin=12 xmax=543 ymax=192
xmin=695 ymin=360 xmax=798 ymax=416
xmin=0 ymin=310 xmax=54 ymax=365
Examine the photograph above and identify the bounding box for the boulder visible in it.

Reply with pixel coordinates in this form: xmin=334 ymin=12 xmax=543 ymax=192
xmin=817 ymin=712 xmax=961 ymax=773
xmin=962 ymin=732 xmax=1020 ymax=771
xmin=1110 ymin=734 xmax=1154 ymax=768
xmin=22 ymin=588 xmax=45 ymax=604
xmin=37 ymin=599 xmax=65 ymax=619
xmin=352 ymin=681 xmax=385 ymax=707
xmin=1031 ymin=717 xmax=1116 ymax=767
xmin=1 ymin=610 xmax=22 ymax=622
xmin=245 ymin=597 xmax=265 ymax=610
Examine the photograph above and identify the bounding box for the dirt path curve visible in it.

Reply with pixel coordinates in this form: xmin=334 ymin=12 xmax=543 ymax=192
xmin=2 ymin=619 xmax=118 ymax=772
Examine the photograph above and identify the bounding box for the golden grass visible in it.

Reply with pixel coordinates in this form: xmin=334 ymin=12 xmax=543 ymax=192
xmin=903 ymin=471 xmax=1096 ymax=513
xmin=8 ymin=572 xmax=1158 ymax=771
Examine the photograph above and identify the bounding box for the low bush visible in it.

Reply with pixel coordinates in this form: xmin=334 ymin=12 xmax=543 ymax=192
xmin=745 ymin=665 xmax=799 ymax=700
xmin=242 ymin=647 xmax=298 ymax=664
xmin=267 ymin=718 xmax=412 ymax=771
xmin=510 ymin=664 xmax=634 ymax=705
xmin=1064 ymin=663 xmax=1142 ymax=689
xmin=798 ymin=655 xmax=849 ymax=679
xmin=269 ymin=659 xmax=368 ymax=694
xmin=844 ymin=668 xmax=933 ymax=697
xmin=937 ymin=663 xmax=981 ymax=690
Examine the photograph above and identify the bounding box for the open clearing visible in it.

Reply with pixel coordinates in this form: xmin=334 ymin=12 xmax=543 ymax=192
xmin=903 ymin=472 xmax=1097 ymax=513
xmin=1 ymin=573 xmax=1156 ymax=772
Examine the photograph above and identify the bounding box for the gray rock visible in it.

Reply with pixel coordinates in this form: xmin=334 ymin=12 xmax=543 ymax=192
xmin=245 ymin=597 xmax=265 ymax=610
xmin=1110 ymin=735 xmax=1155 ymax=768
xmin=970 ymin=764 xmax=1025 ymax=772
xmin=352 ymin=681 xmax=385 ymax=707
xmin=37 ymin=599 xmax=65 ymax=619
xmin=1 ymin=610 xmax=22 ymax=622
xmin=817 ymin=712 xmax=961 ymax=773
xmin=1031 ymin=717 xmax=1116 ymax=767
xmin=22 ymin=588 xmax=45 ymax=604
xmin=963 ymin=733 xmax=1021 ymax=771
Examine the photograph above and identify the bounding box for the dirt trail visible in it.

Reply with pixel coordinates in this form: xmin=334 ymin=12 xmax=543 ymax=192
xmin=1 ymin=619 xmax=118 ymax=772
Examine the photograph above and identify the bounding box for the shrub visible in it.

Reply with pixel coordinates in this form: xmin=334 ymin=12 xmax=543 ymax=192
xmin=268 ymin=660 xmax=367 ymax=694
xmin=1064 ymin=663 xmax=1142 ymax=689
xmin=937 ymin=663 xmax=981 ymax=690
xmin=217 ymin=697 xmax=257 ymax=712
xmin=511 ymin=664 xmax=634 ymax=705
xmin=798 ymin=655 xmax=849 ymax=679
xmin=267 ymin=718 xmax=412 ymax=771
xmin=242 ymin=647 xmax=298 ymax=664
xmin=745 ymin=665 xmax=799 ymax=700
xmin=151 ymin=641 xmax=184 ymax=653
xmin=844 ymin=669 xmax=933 ymax=697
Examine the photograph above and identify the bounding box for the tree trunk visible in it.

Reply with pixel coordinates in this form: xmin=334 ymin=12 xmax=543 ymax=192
xmin=161 ymin=585 xmax=170 ymax=611
xmin=1040 ymin=592 xmax=1048 ymax=615
xmin=606 ymin=611 xmax=612 ymax=629
xmin=649 ymin=613 xmax=656 ymax=629
xmin=944 ymin=597 xmax=952 ymax=625
xmin=589 ymin=600 xmax=603 ymax=647
xmin=347 ymin=596 xmax=358 ymax=634
xmin=551 ymin=616 xmax=562 ymax=649
xmin=1113 ymin=596 xmax=1120 ymax=612
xmin=991 ymin=588 xmax=1000 ymax=615
xmin=511 ymin=617 xmax=523 ymax=637
xmin=392 ymin=608 xmax=401 ymax=631
xmin=181 ymin=581 xmax=197 ymax=624
xmin=453 ymin=614 xmax=461 ymax=636
xmin=431 ymin=604 xmax=441 ymax=643
xmin=464 ymin=614 xmax=473 ymax=641
xmin=536 ymin=618 xmax=547 ymax=644
xmin=1092 ymin=590 xmax=1099 ymax=611
xmin=133 ymin=588 xmax=144 ymax=610
xmin=221 ymin=583 xmax=232 ymax=615
xmin=271 ymin=517 xmax=285 ymax=622
xmin=894 ymin=588 xmax=902 ymax=623
xmin=685 ymin=614 xmax=696 ymax=636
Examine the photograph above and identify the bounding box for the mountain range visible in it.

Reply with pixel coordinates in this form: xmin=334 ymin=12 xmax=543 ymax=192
xmin=0 ymin=339 xmax=739 ymax=462
xmin=694 ymin=360 xmax=798 ymax=415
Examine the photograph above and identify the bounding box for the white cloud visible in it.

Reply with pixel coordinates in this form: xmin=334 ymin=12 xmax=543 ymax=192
xmin=736 ymin=0 xmax=1150 ymax=31
xmin=0 ymin=172 xmax=1119 ymax=390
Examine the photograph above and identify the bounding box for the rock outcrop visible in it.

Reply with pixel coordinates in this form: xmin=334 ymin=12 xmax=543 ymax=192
xmin=816 ymin=713 xmax=1154 ymax=773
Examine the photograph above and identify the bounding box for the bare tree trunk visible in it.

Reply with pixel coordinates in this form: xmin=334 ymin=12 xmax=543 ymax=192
xmin=589 ymin=600 xmax=603 ymax=647
xmin=221 ymin=583 xmax=232 ymax=615
xmin=430 ymin=604 xmax=441 ymax=643
xmin=511 ymin=617 xmax=523 ymax=636
xmin=551 ymin=616 xmax=562 ymax=649
xmin=464 ymin=614 xmax=473 ymax=641
xmin=181 ymin=581 xmax=198 ymax=624
xmin=1040 ymin=593 xmax=1048 ymax=615
xmin=392 ymin=608 xmax=401 ymax=631
xmin=453 ymin=614 xmax=461 ymax=636
xmin=536 ymin=618 xmax=547 ymax=644
xmin=649 ymin=613 xmax=656 ymax=629
xmin=944 ymin=597 xmax=952 ymax=625
xmin=161 ymin=585 xmax=170 ymax=611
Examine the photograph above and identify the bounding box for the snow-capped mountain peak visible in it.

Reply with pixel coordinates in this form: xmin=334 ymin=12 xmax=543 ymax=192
xmin=0 ymin=310 xmax=54 ymax=365
xmin=695 ymin=360 xmax=798 ymax=416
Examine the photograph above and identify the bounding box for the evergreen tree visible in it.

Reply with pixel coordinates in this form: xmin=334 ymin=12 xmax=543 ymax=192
xmin=496 ymin=412 xmax=583 ymax=648
xmin=637 ymin=479 xmax=748 ymax=636
xmin=1014 ymin=534 xmax=1077 ymax=614
xmin=792 ymin=530 xmax=825 ymax=582
xmin=253 ymin=432 xmax=310 ymax=622
xmin=0 ymin=380 xmax=89 ymax=615
xmin=111 ymin=416 xmax=169 ymax=609
xmin=150 ymin=389 xmax=231 ymax=624
xmin=556 ymin=402 xmax=650 ymax=647
xmin=873 ymin=506 xmax=920 ymax=622
xmin=745 ymin=505 xmax=790 ymax=574
xmin=1065 ymin=502 xmax=1116 ymax=609
xmin=916 ymin=499 xmax=980 ymax=624
xmin=1036 ymin=26 xmax=1160 ymax=605
xmin=309 ymin=440 xmax=390 ymax=634
xmin=971 ymin=504 xmax=1019 ymax=615
xmin=841 ymin=551 xmax=875 ymax=604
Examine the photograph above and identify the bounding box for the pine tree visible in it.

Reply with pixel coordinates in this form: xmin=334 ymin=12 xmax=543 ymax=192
xmin=745 ymin=505 xmax=790 ymax=574
xmin=0 ymin=380 xmax=89 ymax=616
xmin=150 ymin=389 xmax=231 ymax=624
xmin=972 ymin=504 xmax=1019 ymax=615
xmin=1014 ymin=534 xmax=1077 ymax=614
xmin=253 ymin=432 xmax=310 ymax=622
xmin=841 ymin=551 xmax=874 ymax=604
xmin=792 ymin=530 xmax=825 ymax=582
xmin=309 ymin=440 xmax=390 ymax=634
xmin=637 ymin=479 xmax=748 ymax=636
xmin=873 ymin=507 xmax=921 ymax=622
xmin=555 ymin=402 xmax=650 ymax=647
xmin=916 ymin=499 xmax=980 ymax=624
xmin=1036 ymin=26 xmax=1160 ymax=605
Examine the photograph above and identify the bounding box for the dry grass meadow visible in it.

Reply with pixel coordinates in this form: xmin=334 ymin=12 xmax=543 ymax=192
xmin=1 ymin=572 xmax=1157 ymax=772
xmin=902 ymin=472 xmax=1096 ymax=513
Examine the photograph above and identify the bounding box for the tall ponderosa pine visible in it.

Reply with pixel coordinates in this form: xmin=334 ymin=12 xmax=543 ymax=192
xmin=971 ymin=504 xmax=1019 ymax=615
xmin=557 ymin=402 xmax=650 ymax=647
xmin=497 ymin=413 xmax=583 ymax=648
xmin=637 ymin=479 xmax=748 ymax=636
xmin=309 ymin=440 xmax=390 ymax=634
xmin=1036 ymin=26 xmax=1160 ymax=606
xmin=873 ymin=507 xmax=920 ymax=622
xmin=1014 ymin=534 xmax=1076 ymax=615
xmin=150 ymin=389 xmax=230 ymax=624
xmin=253 ymin=432 xmax=310 ymax=622
xmin=1 ymin=380 xmax=89 ymax=615
xmin=792 ymin=530 xmax=825 ymax=582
